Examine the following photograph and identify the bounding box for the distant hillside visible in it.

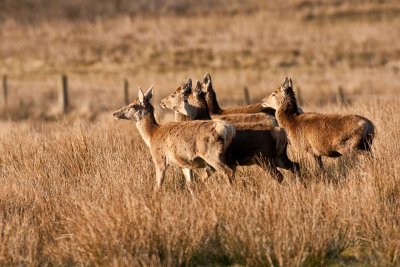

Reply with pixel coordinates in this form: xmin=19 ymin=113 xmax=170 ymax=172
xmin=1 ymin=0 xmax=398 ymax=23
xmin=0 ymin=0 xmax=264 ymax=22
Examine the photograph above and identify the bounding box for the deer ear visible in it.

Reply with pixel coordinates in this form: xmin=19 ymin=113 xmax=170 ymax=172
xmin=144 ymin=85 xmax=154 ymax=100
xmin=183 ymin=78 xmax=192 ymax=94
xmin=203 ymin=73 xmax=212 ymax=92
xmin=280 ymin=77 xmax=293 ymax=94
xmin=203 ymin=72 xmax=212 ymax=84
xmin=288 ymin=78 xmax=293 ymax=88
xmin=194 ymin=80 xmax=203 ymax=95
xmin=138 ymin=87 xmax=145 ymax=103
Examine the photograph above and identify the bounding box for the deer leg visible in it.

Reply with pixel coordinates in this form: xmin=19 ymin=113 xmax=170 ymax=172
xmin=274 ymin=154 xmax=300 ymax=174
xmin=182 ymin=168 xmax=193 ymax=183
xmin=205 ymin=159 xmax=235 ymax=185
xmin=259 ymin=160 xmax=284 ymax=183
xmin=154 ymin=157 xmax=167 ymax=191
xmin=313 ymin=155 xmax=323 ymax=170
xmin=199 ymin=164 xmax=215 ymax=182
xmin=182 ymin=168 xmax=194 ymax=195
xmin=155 ymin=166 xmax=166 ymax=191
xmin=338 ymin=134 xmax=364 ymax=155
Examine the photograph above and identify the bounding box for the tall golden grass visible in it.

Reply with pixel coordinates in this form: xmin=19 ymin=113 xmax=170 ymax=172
xmin=0 ymin=95 xmax=399 ymax=266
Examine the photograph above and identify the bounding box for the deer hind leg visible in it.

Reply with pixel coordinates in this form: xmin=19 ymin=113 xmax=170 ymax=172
xmin=337 ymin=128 xmax=366 ymax=155
xmin=274 ymin=153 xmax=300 ymax=174
xmin=258 ymin=159 xmax=284 ymax=183
xmin=203 ymin=143 xmax=235 ymax=184
xmin=204 ymin=157 xmax=235 ymax=184
xmin=313 ymin=154 xmax=324 ymax=170
xmin=199 ymin=164 xmax=215 ymax=182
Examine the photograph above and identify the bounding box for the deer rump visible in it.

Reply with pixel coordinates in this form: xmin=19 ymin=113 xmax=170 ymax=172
xmin=287 ymin=113 xmax=374 ymax=157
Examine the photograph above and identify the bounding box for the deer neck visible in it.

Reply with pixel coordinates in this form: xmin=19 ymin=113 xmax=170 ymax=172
xmin=205 ymin=91 xmax=223 ymax=115
xmin=174 ymin=112 xmax=191 ymax=122
xmin=276 ymin=93 xmax=299 ymax=128
xmin=135 ymin=112 xmax=159 ymax=148
xmin=187 ymin=96 xmax=212 ymax=120
xmin=194 ymin=105 xmax=212 ymax=120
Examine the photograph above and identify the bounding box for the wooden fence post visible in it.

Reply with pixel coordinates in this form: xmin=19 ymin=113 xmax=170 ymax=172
xmin=124 ymin=79 xmax=129 ymax=105
xmin=59 ymin=75 xmax=69 ymax=114
xmin=243 ymin=86 xmax=250 ymax=105
xmin=337 ymin=86 xmax=346 ymax=106
xmin=1 ymin=75 xmax=7 ymax=108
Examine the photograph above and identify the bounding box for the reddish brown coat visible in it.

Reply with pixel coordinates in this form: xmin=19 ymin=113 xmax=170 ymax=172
xmin=262 ymin=77 xmax=375 ymax=168
xmin=114 ymin=86 xmax=236 ymax=189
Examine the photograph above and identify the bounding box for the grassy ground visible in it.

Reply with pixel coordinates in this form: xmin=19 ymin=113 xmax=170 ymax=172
xmin=0 ymin=96 xmax=399 ymax=266
xmin=0 ymin=1 xmax=399 ymax=266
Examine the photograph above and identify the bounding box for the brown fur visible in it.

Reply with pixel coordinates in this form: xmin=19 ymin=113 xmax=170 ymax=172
xmin=161 ymin=79 xmax=300 ymax=182
xmin=114 ymin=86 xmax=236 ymax=190
xmin=262 ymin=77 xmax=375 ymax=168
xmin=202 ymin=73 xmax=276 ymax=116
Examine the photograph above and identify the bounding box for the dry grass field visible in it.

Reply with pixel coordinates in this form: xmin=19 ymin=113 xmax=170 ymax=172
xmin=0 ymin=1 xmax=400 ymax=266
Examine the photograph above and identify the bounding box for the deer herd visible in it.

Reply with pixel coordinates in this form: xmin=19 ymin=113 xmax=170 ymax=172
xmin=113 ymin=73 xmax=375 ymax=191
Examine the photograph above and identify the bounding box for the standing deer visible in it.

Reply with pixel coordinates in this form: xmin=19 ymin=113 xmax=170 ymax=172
xmin=160 ymin=79 xmax=299 ymax=182
xmin=262 ymin=77 xmax=375 ymax=169
xmin=113 ymin=86 xmax=236 ymax=190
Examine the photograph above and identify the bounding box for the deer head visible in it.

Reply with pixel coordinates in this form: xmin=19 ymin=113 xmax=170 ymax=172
xmin=113 ymin=85 xmax=154 ymax=121
xmin=160 ymin=78 xmax=192 ymax=115
xmin=262 ymin=77 xmax=294 ymax=109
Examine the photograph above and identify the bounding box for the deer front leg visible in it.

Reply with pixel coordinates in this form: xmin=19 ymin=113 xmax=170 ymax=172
xmin=155 ymin=167 xmax=166 ymax=191
xmin=154 ymin=156 xmax=167 ymax=191
xmin=182 ymin=168 xmax=194 ymax=195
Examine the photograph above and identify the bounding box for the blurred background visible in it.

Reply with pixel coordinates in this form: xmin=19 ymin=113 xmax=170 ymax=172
xmin=0 ymin=0 xmax=399 ymax=121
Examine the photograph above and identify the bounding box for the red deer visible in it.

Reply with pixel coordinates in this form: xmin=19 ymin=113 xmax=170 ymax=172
xmin=262 ymin=77 xmax=375 ymax=168
xmin=113 ymin=86 xmax=236 ymax=190
xmin=160 ymin=79 xmax=300 ymax=182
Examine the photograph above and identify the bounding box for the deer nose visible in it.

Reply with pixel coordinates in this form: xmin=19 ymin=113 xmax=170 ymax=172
xmin=159 ymin=101 xmax=166 ymax=109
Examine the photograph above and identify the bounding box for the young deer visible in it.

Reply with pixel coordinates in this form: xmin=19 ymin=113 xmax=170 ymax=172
xmin=160 ymin=79 xmax=277 ymax=126
xmin=262 ymin=77 xmax=375 ymax=168
xmin=113 ymin=86 xmax=236 ymax=190
xmin=161 ymin=80 xmax=299 ymax=182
